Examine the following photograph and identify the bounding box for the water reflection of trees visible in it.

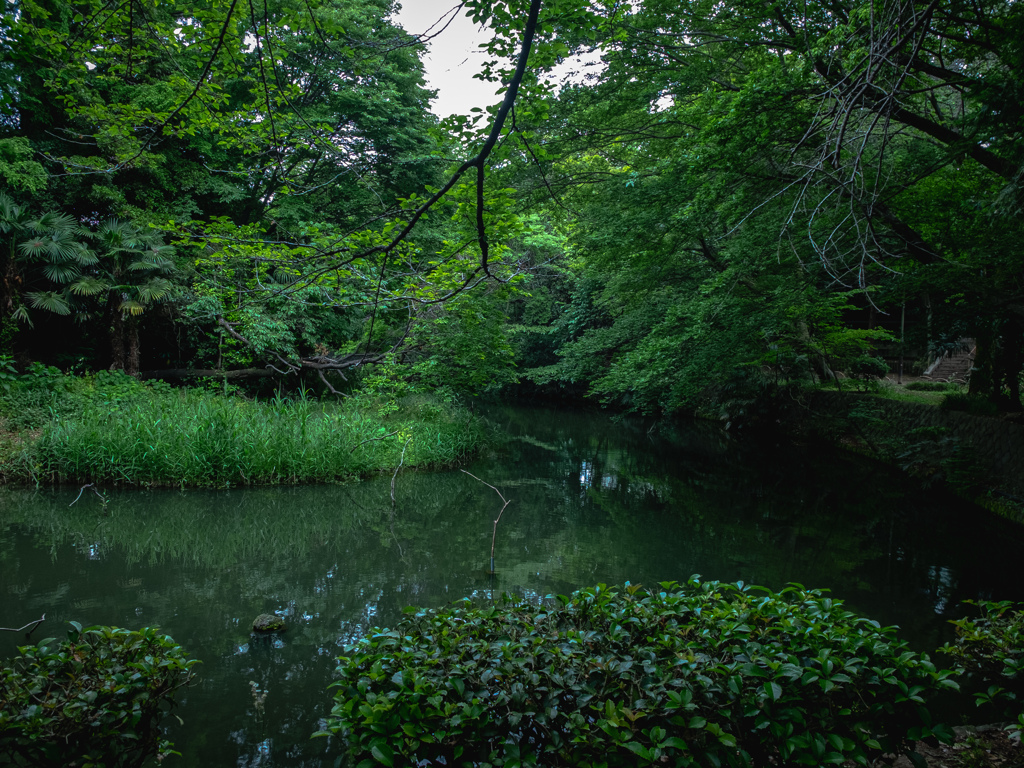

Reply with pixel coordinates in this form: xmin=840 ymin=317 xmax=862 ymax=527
xmin=2 ymin=407 xmax=1024 ymax=767
xmin=2 ymin=408 xmax=1022 ymax=634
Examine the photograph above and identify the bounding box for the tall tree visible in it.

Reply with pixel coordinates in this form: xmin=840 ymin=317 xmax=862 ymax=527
xmin=3 ymin=0 xmax=442 ymax=225
xmin=69 ymin=219 xmax=177 ymax=374
xmin=492 ymin=0 xmax=1024 ymax=410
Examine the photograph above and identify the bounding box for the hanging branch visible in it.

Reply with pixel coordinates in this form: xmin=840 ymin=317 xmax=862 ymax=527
xmin=461 ymin=469 xmax=512 ymax=573
xmin=285 ymin=0 xmax=545 ymax=275
xmin=69 ymin=483 xmax=107 ymax=507
xmin=112 ymin=0 xmax=243 ymax=171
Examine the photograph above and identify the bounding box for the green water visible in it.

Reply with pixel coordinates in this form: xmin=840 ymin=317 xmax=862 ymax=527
xmin=2 ymin=405 xmax=1023 ymax=766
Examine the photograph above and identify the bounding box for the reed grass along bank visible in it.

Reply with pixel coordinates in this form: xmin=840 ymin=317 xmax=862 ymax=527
xmin=0 ymin=368 xmax=492 ymax=487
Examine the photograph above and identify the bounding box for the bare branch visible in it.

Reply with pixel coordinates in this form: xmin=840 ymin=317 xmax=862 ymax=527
xmin=461 ymin=469 xmax=513 ymax=572
xmin=350 ymin=430 xmax=400 ymax=453
xmin=0 ymin=614 xmax=45 ymax=637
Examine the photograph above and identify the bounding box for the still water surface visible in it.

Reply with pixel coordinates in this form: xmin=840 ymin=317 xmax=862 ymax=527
xmin=2 ymin=406 xmax=1023 ymax=766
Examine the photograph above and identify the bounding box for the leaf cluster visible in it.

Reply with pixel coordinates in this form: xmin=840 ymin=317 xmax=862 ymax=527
xmin=0 ymin=623 xmax=197 ymax=768
xmin=943 ymin=601 xmax=1024 ymax=733
xmin=324 ymin=579 xmax=959 ymax=767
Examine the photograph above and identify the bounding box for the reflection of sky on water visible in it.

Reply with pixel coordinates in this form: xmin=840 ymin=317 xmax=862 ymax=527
xmin=2 ymin=405 xmax=1024 ymax=766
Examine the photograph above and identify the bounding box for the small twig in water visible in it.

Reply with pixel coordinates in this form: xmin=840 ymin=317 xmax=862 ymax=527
xmin=249 ymin=680 xmax=268 ymax=721
xmin=391 ymin=437 xmax=412 ymax=507
xmin=389 ymin=437 xmax=412 ymax=559
xmin=460 ymin=470 xmax=512 ymax=573
xmin=69 ymin=484 xmax=108 ymax=509
xmin=69 ymin=484 xmax=93 ymax=506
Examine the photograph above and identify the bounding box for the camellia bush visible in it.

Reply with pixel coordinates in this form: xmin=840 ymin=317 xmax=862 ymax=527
xmin=0 ymin=623 xmax=197 ymax=767
xmin=323 ymin=579 xmax=959 ymax=767
xmin=944 ymin=600 xmax=1024 ymax=733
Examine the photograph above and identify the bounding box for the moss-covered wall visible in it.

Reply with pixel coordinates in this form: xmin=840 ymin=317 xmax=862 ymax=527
xmin=804 ymin=392 xmax=1024 ymax=501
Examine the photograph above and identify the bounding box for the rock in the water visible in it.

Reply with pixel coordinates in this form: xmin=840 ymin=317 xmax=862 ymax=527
xmin=252 ymin=613 xmax=285 ymax=632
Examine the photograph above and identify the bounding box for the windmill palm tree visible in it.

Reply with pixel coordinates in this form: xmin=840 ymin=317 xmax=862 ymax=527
xmin=69 ymin=220 xmax=177 ymax=374
xmin=0 ymin=193 xmax=91 ymax=350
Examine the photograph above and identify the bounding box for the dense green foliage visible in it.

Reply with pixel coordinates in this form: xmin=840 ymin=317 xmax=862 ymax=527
xmin=0 ymin=624 xmax=196 ymax=767
xmin=1 ymin=0 xmax=1022 ymax=431
xmin=492 ymin=0 xmax=1024 ymax=413
xmin=944 ymin=601 xmax=1024 ymax=733
xmin=0 ymin=0 xmax=542 ymax=397
xmin=324 ymin=579 xmax=959 ymax=767
xmin=0 ymin=366 xmax=492 ymax=486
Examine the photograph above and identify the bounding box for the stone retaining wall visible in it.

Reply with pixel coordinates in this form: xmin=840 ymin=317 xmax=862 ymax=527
xmin=805 ymin=391 xmax=1024 ymax=499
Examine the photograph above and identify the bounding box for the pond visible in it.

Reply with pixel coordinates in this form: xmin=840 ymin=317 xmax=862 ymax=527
xmin=2 ymin=405 xmax=1023 ymax=766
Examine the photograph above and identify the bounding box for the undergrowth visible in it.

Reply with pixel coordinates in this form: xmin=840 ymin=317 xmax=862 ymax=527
xmin=814 ymin=379 xmax=961 ymax=407
xmin=323 ymin=579 xmax=960 ymax=767
xmin=0 ymin=368 xmax=493 ymax=487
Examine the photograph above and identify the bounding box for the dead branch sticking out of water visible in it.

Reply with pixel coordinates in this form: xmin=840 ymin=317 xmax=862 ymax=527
xmin=460 ymin=470 xmax=512 ymax=574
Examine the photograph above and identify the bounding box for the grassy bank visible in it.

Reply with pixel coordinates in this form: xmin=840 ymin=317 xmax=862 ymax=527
xmin=0 ymin=368 xmax=494 ymax=487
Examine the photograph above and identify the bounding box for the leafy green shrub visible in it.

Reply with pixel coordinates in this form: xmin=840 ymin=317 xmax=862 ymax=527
xmin=940 ymin=392 xmax=1000 ymax=417
xmin=903 ymin=381 xmax=961 ymax=393
xmin=0 ymin=364 xmax=78 ymax=429
xmin=0 ymin=368 xmax=182 ymax=431
xmin=0 ymin=623 xmax=197 ymax=767
xmin=323 ymin=580 xmax=958 ymax=767
xmin=893 ymin=428 xmax=990 ymax=494
xmin=943 ymin=601 xmax=1024 ymax=733
xmin=848 ymin=355 xmax=889 ymax=380
xmin=0 ymin=354 xmax=17 ymax=393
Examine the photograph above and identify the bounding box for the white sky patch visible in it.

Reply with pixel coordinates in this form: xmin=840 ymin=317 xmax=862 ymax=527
xmin=393 ymin=2 xmax=499 ymax=118
xmin=394 ymin=1 xmax=605 ymax=118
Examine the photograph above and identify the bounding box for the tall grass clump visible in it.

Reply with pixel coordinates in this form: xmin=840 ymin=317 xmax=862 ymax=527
xmin=1 ymin=369 xmax=493 ymax=487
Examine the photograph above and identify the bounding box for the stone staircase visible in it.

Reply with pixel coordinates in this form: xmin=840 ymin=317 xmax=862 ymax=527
xmin=923 ymin=339 xmax=975 ymax=384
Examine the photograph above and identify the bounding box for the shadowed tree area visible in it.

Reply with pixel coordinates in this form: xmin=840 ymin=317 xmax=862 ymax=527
xmin=0 ymin=0 xmax=1018 ymax=414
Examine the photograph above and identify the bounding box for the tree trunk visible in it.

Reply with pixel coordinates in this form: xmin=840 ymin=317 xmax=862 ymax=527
xmin=998 ymin=319 xmax=1023 ymax=411
xmin=0 ymin=248 xmax=17 ymax=354
xmin=110 ymin=310 xmax=126 ymax=372
xmin=922 ymin=292 xmax=933 ymax=357
xmin=0 ymin=250 xmax=17 ymax=321
xmin=797 ymin=318 xmax=834 ymax=383
xmin=970 ymin=323 xmax=994 ymax=398
xmin=126 ymin=315 xmax=141 ymax=376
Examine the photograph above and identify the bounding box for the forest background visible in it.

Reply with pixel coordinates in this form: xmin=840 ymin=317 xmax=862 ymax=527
xmin=1 ymin=0 xmax=1022 ymax=420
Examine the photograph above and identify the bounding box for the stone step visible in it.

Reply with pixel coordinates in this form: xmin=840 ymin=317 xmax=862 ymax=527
xmin=923 ymin=344 xmax=975 ymax=383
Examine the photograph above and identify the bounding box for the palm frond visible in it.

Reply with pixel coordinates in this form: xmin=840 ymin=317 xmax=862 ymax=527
xmin=134 ymin=278 xmax=175 ymax=303
xmin=42 ymin=263 xmax=83 ymax=284
xmin=119 ymin=299 xmax=146 ymax=316
xmin=17 ymin=237 xmax=49 ymax=259
xmin=127 ymin=256 xmax=175 ymax=273
xmin=26 ymin=291 xmax=71 ymax=315
xmin=70 ymin=276 xmax=109 ymax=296
xmin=0 ymin=194 xmax=22 ymax=230
xmin=31 ymin=212 xmax=78 ymax=234
xmin=144 ymin=243 xmax=175 ymax=258
xmin=11 ymin=304 xmax=33 ymax=327
xmin=96 ymin=219 xmax=132 ymax=249
xmin=73 ymin=245 xmax=100 ymax=266
xmin=43 ymin=234 xmax=84 ymax=262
